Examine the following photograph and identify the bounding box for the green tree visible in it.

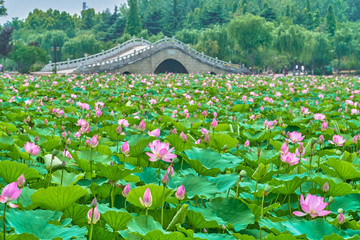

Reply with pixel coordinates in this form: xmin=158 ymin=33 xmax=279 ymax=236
xmin=10 ymin=43 xmax=47 ymax=73
xmin=326 ymin=4 xmax=336 ymax=36
xmin=313 ymin=9 xmax=321 ymax=29
xmin=261 ymin=2 xmax=277 ymax=22
xmin=312 ymin=32 xmax=332 ymax=73
xmin=334 ymin=28 xmax=354 ymax=74
xmin=275 ymin=24 xmax=306 ymax=74
xmin=0 ymin=0 xmax=6 ymax=16
xmin=0 ymin=27 xmax=13 ymax=70
xmin=81 ymin=8 xmax=96 ymax=30
xmin=200 ymin=0 xmax=228 ymax=27
xmin=126 ymin=0 xmax=142 ymax=36
xmin=62 ymin=34 xmax=103 ymax=59
xmin=40 ymin=30 xmax=68 ymax=60
xmin=228 ymin=14 xmax=273 ymax=73
xmin=143 ymin=4 xmax=164 ymax=35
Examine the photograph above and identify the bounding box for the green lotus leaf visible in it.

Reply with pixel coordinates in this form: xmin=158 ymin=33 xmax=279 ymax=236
xmin=187 ymin=208 xmax=223 ymax=229
xmin=252 ymin=163 xmax=270 ymax=181
xmin=311 ymin=174 xmax=358 ymax=197
xmin=270 ymin=173 xmax=308 ymax=195
xmin=5 ymin=209 xmax=87 ymax=240
xmin=211 ymin=133 xmax=238 ymax=150
xmin=209 ymin=173 xmax=238 ymax=192
xmin=127 ymin=215 xmax=164 ymax=235
xmin=282 ymin=219 xmax=345 ymax=240
xmin=63 ymin=204 xmax=90 ymax=227
xmin=206 ymin=198 xmax=255 ymax=231
xmin=92 ymin=227 xmax=117 ymax=240
xmin=330 ymin=194 xmax=360 ymax=212
xmin=96 ymin=162 xmax=140 ymax=182
xmin=0 ymin=160 xmax=41 ymax=184
xmin=166 ymin=204 xmax=188 ymax=230
xmin=101 ymin=210 xmax=134 ymax=231
xmin=126 ymin=184 xmax=173 ymax=210
xmin=175 ymin=174 xmax=218 ymax=199
xmin=51 ymin=170 xmax=84 ymax=186
xmin=326 ymin=158 xmax=360 ymax=181
xmin=31 ymin=185 xmax=88 ymax=211
xmin=40 ymin=136 xmax=62 ymax=151
xmin=78 ymin=149 xmax=111 ymax=164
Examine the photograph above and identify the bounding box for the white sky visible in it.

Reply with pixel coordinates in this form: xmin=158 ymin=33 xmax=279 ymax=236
xmin=0 ymin=0 xmax=127 ymax=24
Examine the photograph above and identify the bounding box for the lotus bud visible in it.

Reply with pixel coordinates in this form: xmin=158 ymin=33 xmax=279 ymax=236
xmin=91 ymin=197 xmax=97 ymax=208
xmin=321 ymin=121 xmax=328 ymax=131
xmin=66 ymin=137 xmax=71 ymax=145
xmin=180 ymin=132 xmax=187 ymax=143
xmin=110 ymin=160 xmax=114 ymax=166
xmin=328 ymin=196 xmax=335 ymax=203
xmin=121 ymin=141 xmax=130 ymax=156
xmin=203 ymin=228 xmax=207 ymax=233
xmin=17 ymin=174 xmax=25 ymax=188
xmin=353 ymin=135 xmax=359 ymax=144
xmin=211 ymin=118 xmax=217 ymax=129
xmin=322 ymin=182 xmax=329 ymax=193
xmin=222 ymin=224 xmax=226 ymax=230
xmin=162 ymin=173 xmax=169 ymax=186
xmin=138 ymin=120 xmax=146 ymax=132
xmin=122 ymin=184 xmax=131 ymax=198
xmin=87 ymin=206 xmax=100 ymax=224
xmin=203 ymin=134 xmax=210 ymax=144
xmin=175 ymin=185 xmax=185 ymax=200
xmin=53 ymin=124 xmax=57 ymax=129
xmin=139 ymin=188 xmax=153 ymax=208
xmin=257 ymin=148 xmax=262 ymax=158
xmin=298 ymin=143 xmax=304 ymax=153
xmin=61 ymin=131 xmax=67 ymax=139
xmin=90 ymin=135 xmax=98 ymax=148
xmin=52 ymin=150 xmax=59 ymax=156
xmin=338 ymin=212 xmax=345 ymax=225
xmin=85 ymin=138 xmax=90 ymax=147
xmin=244 ymin=140 xmax=250 ymax=148
xmin=62 ymin=160 xmax=66 ymax=167
xmin=318 ymin=135 xmax=324 ymax=145
xmin=61 ymin=125 xmax=65 ymax=132
xmin=116 ymin=125 xmax=122 ymax=135
xmin=44 ymin=119 xmax=48 ymax=125
xmin=335 ymin=150 xmax=342 ymax=155
xmin=34 ymin=135 xmax=39 ymax=142
xmin=167 ymin=165 xmax=174 ymax=177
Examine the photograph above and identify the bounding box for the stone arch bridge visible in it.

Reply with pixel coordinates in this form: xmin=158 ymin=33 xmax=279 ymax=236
xmin=41 ymin=37 xmax=250 ymax=75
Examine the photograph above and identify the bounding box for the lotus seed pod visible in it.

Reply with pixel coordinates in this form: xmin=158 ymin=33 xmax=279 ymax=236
xmin=338 ymin=208 xmax=343 ymax=213
xmin=240 ymin=170 xmax=247 ymax=177
xmin=264 ymin=185 xmax=272 ymax=193
xmin=328 ymin=196 xmax=335 ymax=203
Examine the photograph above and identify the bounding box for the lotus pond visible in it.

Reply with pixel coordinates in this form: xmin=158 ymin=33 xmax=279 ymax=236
xmin=0 ymin=73 xmax=360 ymax=240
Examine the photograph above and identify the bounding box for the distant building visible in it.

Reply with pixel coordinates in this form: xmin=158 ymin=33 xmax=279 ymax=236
xmin=82 ymin=2 xmax=87 ymax=10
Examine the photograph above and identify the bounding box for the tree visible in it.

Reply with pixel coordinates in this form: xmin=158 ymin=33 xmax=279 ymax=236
xmin=326 ymin=4 xmax=336 ymax=36
xmin=228 ymin=14 xmax=273 ymax=73
xmin=0 ymin=0 xmax=6 ymax=16
xmin=312 ymin=33 xmax=332 ymax=74
xmin=261 ymin=2 xmax=277 ymax=22
xmin=0 ymin=27 xmax=13 ymax=71
xmin=200 ymin=0 xmax=228 ymax=27
xmin=333 ymin=28 xmax=354 ymax=74
xmin=275 ymin=24 xmax=306 ymax=74
xmin=81 ymin=8 xmax=96 ymax=30
xmin=313 ymin=9 xmax=321 ymax=29
xmin=10 ymin=43 xmax=47 ymax=73
xmin=126 ymin=0 xmax=142 ymax=36
xmin=346 ymin=0 xmax=360 ymax=21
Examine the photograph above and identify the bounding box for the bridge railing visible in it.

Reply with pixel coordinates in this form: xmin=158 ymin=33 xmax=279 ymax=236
xmin=78 ymin=37 xmax=249 ymax=74
xmin=41 ymin=38 xmax=152 ymax=72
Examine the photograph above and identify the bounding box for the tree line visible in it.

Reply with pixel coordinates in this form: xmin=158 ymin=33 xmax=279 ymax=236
xmin=0 ymin=0 xmax=359 ymax=74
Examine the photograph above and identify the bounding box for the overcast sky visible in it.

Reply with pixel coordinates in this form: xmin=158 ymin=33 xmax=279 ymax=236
xmin=0 ymin=0 xmax=127 ymax=24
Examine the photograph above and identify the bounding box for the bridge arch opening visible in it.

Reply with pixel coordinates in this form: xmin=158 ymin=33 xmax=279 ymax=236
xmin=154 ymin=59 xmax=188 ymax=74
xmin=122 ymin=71 xmax=132 ymax=75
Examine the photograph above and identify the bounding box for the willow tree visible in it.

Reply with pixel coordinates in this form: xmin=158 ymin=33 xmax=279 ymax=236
xmin=228 ymin=14 xmax=273 ymax=73
xmin=0 ymin=0 xmax=6 ymax=16
xmin=274 ymin=24 xmax=306 ymax=74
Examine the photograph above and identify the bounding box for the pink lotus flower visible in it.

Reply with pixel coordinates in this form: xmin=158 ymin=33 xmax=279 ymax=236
xmin=24 ymin=142 xmax=41 ymax=156
xmin=328 ymin=135 xmax=346 ymax=146
xmin=293 ymin=194 xmax=331 ymax=218
xmin=281 ymin=152 xmax=299 ymax=165
xmin=139 ymin=187 xmax=152 ymax=208
xmin=121 ymin=141 xmax=130 ymax=156
xmin=76 ymin=119 xmax=88 ymax=127
xmin=118 ymin=119 xmax=130 ymax=127
xmin=90 ymin=135 xmax=98 ymax=148
xmin=314 ymin=113 xmax=326 ymax=121
xmin=288 ymin=131 xmax=305 ymax=144
xmin=62 ymin=150 xmax=73 ymax=159
xmin=281 ymin=142 xmax=289 ymax=155
xmin=244 ymin=140 xmax=250 ymax=148
xmin=175 ymin=185 xmax=185 ymax=200
xmin=0 ymin=182 xmax=22 ymax=208
xmin=146 ymin=140 xmax=177 ymax=163
xmin=122 ymin=184 xmax=131 ymax=198
xmin=148 ymin=129 xmax=161 ymax=137
xmin=87 ymin=206 xmax=100 ymax=224
xmin=201 ymin=128 xmax=209 ymax=136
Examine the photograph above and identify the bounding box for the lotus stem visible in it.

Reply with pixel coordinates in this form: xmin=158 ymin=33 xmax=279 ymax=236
xmin=90 ymin=149 xmax=93 ymax=193
xmin=28 ymin=153 xmax=31 ymax=167
xmin=288 ymin=195 xmax=293 ymax=217
xmin=88 ymin=206 xmax=94 ymax=240
xmin=3 ymin=203 xmax=6 ymax=240
xmin=124 ymin=199 xmax=127 ymax=209
xmin=161 ymin=186 xmax=165 ymax=227
xmin=261 ymin=194 xmax=265 ymax=219
xmin=60 ymin=169 xmax=64 ymax=186
xmin=253 ymin=180 xmax=258 ymax=201
xmin=158 ymin=162 xmax=161 ymax=185
xmin=111 ymin=185 xmax=115 ymax=208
